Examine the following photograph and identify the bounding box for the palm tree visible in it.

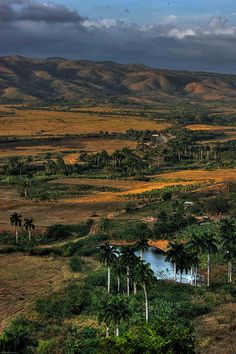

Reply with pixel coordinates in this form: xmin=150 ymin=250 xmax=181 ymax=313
xmin=165 ymin=242 xmax=184 ymax=282
xmin=186 ymin=239 xmax=202 ymax=285
xmin=23 ymin=218 xmax=35 ymax=242
xmin=112 ymin=257 xmax=124 ymax=293
xmin=187 ymin=251 xmax=200 ymax=286
xmin=220 ymin=219 xmax=236 ymax=283
xmin=135 ymin=237 xmax=149 ymax=260
xmin=98 ymin=296 xmax=130 ymax=337
xmin=10 ymin=212 xmax=22 ymax=243
xmin=198 ymin=232 xmax=218 ymax=287
xmin=135 ymin=261 xmax=154 ymax=322
xmin=100 ymin=244 xmax=118 ymax=293
xmin=120 ymin=247 xmax=136 ymax=297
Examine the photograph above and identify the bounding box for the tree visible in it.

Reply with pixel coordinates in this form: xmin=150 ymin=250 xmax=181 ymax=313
xmin=135 ymin=261 xmax=154 ymax=322
xmin=112 ymin=257 xmax=124 ymax=293
xmin=220 ymin=219 xmax=236 ymax=283
xmin=23 ymin=218 xmax=35 ymax=242
xmin=197 ymin=232 xmax=218 ymax=287
xmin=120 ymin=247 xmax=136 ymax=297
xmin=10 ymin=212 xmax=22 ymax=243
xmin=165 ymin=242 xmax=184 ymax=282
xmin=98 ymin=296 xmax=130 ymax=337
xmin=100 ymin=244 xmax=118 ymax=293
xmin=135 ymin=237 xmax=149 ymax=260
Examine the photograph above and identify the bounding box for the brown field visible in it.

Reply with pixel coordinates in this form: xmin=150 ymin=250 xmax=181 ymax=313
xmin=195 ymin=303 xmax=236 ymax=354
xmin=0 ymin=138 xmax=137 ymax=161
xmin=2 ymin=168 xmax=235 ymax=228
xmin=0 ymin=253 xmax=87 ymax=330
xmin=159 ymin=168 xmax=236 ymax=183
xmin=187 ymin=124 xmax=236 ymax=142
xmin=0 ymin=105 xmax=170 ymax=137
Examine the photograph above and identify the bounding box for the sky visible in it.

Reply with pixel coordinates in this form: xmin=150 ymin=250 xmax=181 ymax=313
xmin=1 ymin=0 xmax=236 ymax=73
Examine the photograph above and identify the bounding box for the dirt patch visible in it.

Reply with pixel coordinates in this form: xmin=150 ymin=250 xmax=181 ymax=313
xmin=195 ymin=303 xmax=236 ymax=354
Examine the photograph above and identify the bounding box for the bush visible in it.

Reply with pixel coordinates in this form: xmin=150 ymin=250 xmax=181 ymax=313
xmin=0 ymin=317 xmax=38 ymax=354
xmin=100 ymin=321 xmax=195 ymax=354
xmin=69 ymin=257 xmax=83 ymax=272
xmin=65 ymin=326 xmax=100 ymax=354
xmin=35 ymin=284 xmax=90 ymax=320
xmin=44 ymin=220 xmax=93 ymax=242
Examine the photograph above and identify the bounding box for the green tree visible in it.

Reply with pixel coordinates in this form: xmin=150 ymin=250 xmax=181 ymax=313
xmin=120 ymin=247 xmax=136 ymax=297
xmin=112 ymin=257 xmax=124 ymax=293
xmin=135 ymin=237 xmax=149 ymax=260
xmin=10 ymin=212 xmax=22 ymax=243
xmin=23 ymin=218 xmax=35 ymax=242
xmin=135 ymin=261 xmax=154 ymax=322
xmin=165 ymin=242 xmax=184 ymax=282
xmin=98 ymin=296 xmax=130 ymax=337
xmin=100 ymin=244 xmax=118 ymax=293
xmin=220 ymin=219 xmax=236 ymax=283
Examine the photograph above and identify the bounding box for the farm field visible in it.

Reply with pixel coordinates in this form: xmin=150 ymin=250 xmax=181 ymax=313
xmin=0 ymin=254 xmax=83 ymax=331
xmin=186 ymin=124 xmax=236 ymax=142
xmin=0 ymin=105 xmax=170 ymax=137
xmin=0 ymin=168 xmax=235 ymax=229
xmin=0 ymin=138 xmax=137 ymax=160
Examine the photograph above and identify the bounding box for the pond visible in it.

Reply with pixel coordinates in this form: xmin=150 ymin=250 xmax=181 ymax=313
xmin=136 ymin=247 xmax=195 ymax=284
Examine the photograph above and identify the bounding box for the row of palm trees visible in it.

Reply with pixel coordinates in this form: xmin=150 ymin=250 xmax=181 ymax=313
xmin=99 ymin=241 xmax=154 ymax=336
xmin=166 ymin=219 xmax=236 ymax=286
xmin=10 ymin=212 xmax=35 ymax=242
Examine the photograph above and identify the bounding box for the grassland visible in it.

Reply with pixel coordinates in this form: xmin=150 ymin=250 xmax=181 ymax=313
xmin=0 ymin=167 xmax=235 ymax=230
xmin=0 ymin=253 xmax=84 ymax=330
xmin=0 ymin=105 xmax=170 ymax=137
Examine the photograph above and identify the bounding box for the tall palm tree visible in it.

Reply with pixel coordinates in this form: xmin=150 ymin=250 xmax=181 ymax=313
xmin=10 ymin=212 xmax=22 ymax=243
xmin=112 ymin=257 xmax=124 ymax=293
xmin=186 ymin=239 xmax=202 ymax=285
xmin=120 ymin=247 xmax=136 ymax=297
xmin=187 ymin=251 xmax=200 ymax=286
xmin=100 ymin=243 xmax=118 ymax=293
xmin=165 ymin=242 xmax=184 ymax=282
xmin=135 ymin=261 xmax=154 ymax=322
xmin=135 ymin=237 xmax=149 ymax=260
xmin=23 ymin=218 xmax=35 ymax=242
xmin=220 ymin=219 xmax=236 ymax=283
xmin=98 ymin=296 xmax=130 ymax=337
xmin=198 ymin=232 xmax=218 ymax=287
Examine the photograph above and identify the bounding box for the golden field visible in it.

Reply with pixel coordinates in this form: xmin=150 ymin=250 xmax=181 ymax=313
xmin=1 ymin=168 xmax=235 ymax=229
xmin=0 ymin=138 xmax=137 ymax=160
xmin=0 ymin=105 xmax=170 ymax=137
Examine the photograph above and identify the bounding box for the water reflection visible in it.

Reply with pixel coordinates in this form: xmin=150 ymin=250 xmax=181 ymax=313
xmin=135 ymin=247 xmax=194 ymax=284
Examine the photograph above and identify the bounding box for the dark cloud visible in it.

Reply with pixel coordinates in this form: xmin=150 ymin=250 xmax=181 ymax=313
xmin=0 ymin=0 xmax=83 ymax=23
xmin=0 ymin=0 xmax=236 ymax=73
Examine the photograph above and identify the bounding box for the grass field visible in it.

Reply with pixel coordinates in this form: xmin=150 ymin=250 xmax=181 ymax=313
xmin=187 ymin=124 xmax=236 ymax=142
xmin=0 ymin=254 xmax=81 ymax=330
xmin=0 ymin=138 xmax=137 ymax=161
xmin=1 ymin=168 xmax=235 ymax=228
xmin=0 ymin=105 xmax=170 ymax=137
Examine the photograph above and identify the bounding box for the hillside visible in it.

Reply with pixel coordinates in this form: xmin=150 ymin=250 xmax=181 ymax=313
xmin=1 ymin=55 xmax=236 ymax=103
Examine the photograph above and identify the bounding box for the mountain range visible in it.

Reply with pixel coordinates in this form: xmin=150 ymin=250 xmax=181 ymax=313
xmin=1 ymin=55 xmax=236 ymax=103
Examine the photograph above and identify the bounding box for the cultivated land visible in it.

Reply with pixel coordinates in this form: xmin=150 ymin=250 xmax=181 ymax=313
xmin=0 ymin=98 xmax=236 ymax=353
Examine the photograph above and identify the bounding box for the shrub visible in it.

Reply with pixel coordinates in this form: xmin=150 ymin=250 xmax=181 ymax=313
xmin=65 ymin=326 xmax=100 ymax=354
xmin=69 ymin=257 xmax=83 ymax=272
xmin=44 ymin=220 xmax=93 ymax=242
xmin=0 ymin=317 xmax=38 ymax=354
xmin=100 ymin=321 xmax=195 ymax=354
xmin=35 ymin=284 xmax=90 ymax=320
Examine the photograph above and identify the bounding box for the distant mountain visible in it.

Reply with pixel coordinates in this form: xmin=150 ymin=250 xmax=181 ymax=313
xmin=1 ymin=55 xmax=236 ymax=103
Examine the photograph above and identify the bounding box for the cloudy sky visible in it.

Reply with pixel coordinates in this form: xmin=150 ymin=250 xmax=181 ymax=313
xmin=1 ymin=0 xmax=236 ymax=73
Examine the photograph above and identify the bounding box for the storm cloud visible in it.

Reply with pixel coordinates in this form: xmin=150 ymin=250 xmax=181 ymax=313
xmin=0 ymin=0 xmax=236 ymax=73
